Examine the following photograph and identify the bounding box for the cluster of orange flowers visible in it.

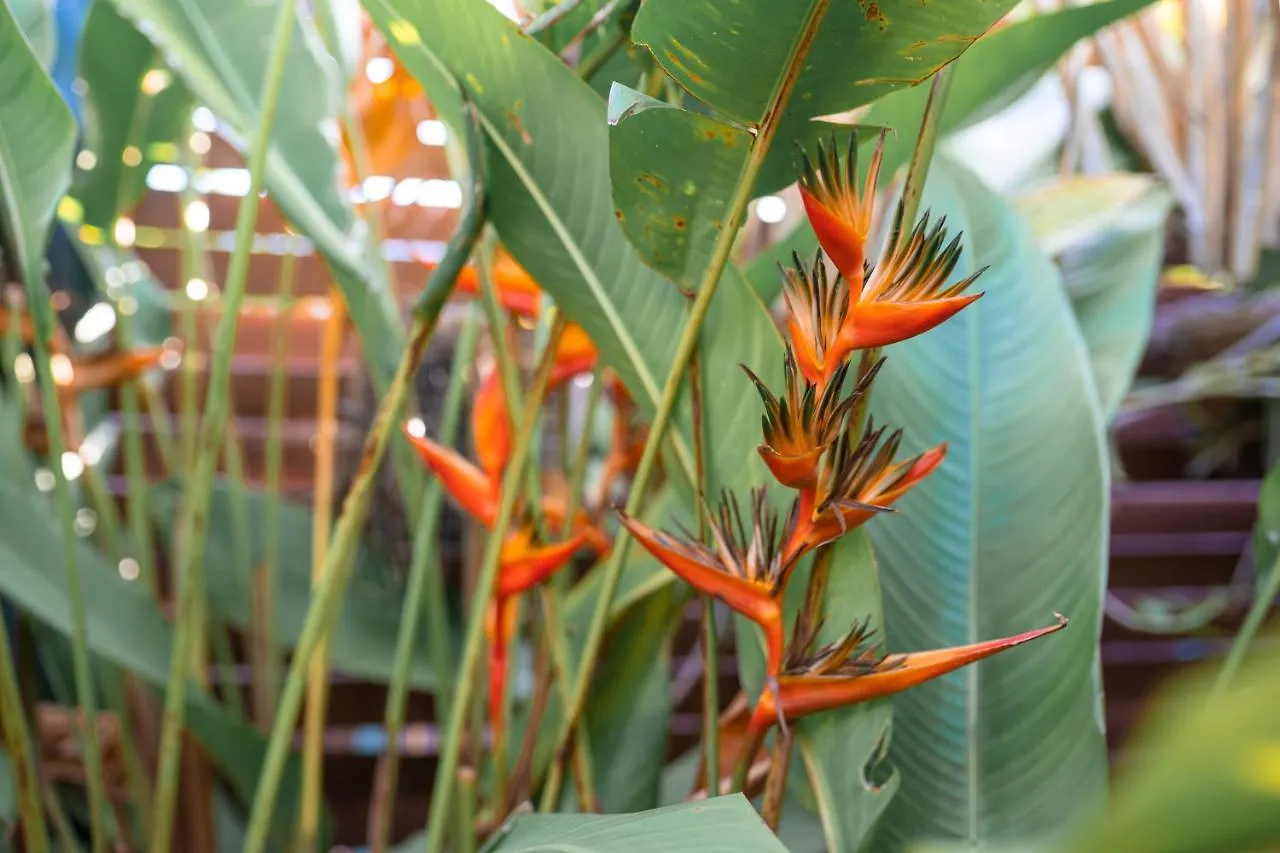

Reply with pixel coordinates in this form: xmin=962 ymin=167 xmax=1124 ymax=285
xmin=616 ymin=133 xmax=1066 ymax=736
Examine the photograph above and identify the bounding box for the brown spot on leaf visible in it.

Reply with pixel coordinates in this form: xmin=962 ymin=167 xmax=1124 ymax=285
xmin=673 ymin=216 xmax=686 ymax=230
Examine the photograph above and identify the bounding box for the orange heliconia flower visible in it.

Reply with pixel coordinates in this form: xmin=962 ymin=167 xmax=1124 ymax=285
xmin=748 ymin=615 xmax=1068 ymax=734
xmin=792 ymin=132 xmax=984 ymax=386
xmin=414 ymin=249 xmax=545 ymax=319
xmin=618 ymin=490 xmax=792 ymax=688
xmin=743 ymin=347 xmax=880 ymax=491
xmin=472 ymin=369 xmax=511 ymax=491
xmin=783 ymin=418 xmax=945 ymax=566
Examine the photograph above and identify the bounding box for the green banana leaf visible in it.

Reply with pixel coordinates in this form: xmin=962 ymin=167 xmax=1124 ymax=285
xmin=7 ymin=0 xmax=53 ymax=67
xmin=483 ymin=795 xmax=789 ymax=852
xmin=151 ymin=482 xmax=441 ymax=689
xmin=0 ymin=0 xmax=75 ymax=283
xmin=72 ymin=1 xmax=193 ymax=228
xmin=103 ymin=0 xmax=406 ymax=386
xmin=746 ymin=0 xmax=1158 ymax=304
xmin=1016 ymin=174 xmax=1173 ymax=420
xmin=866 ymin=158 xmax=1109 ymax=847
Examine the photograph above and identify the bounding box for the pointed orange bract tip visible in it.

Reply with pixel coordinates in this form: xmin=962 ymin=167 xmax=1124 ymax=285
xmin=69 ymin=346 xmax=171 ymax=391
xmin=485 ymin=595 xmax=519 ymax=746
xmin=472 ymin=368 xmax=511 ymax=488
xmin=840 ymin=292 xmax=983 ymax=352
xmin=402 ymin=423 xmax=499 ymax=527
xmin=748 ymin=615 xmax=1069 ymax=733
xmin=799 ymin=186 xmax=867 ymax=292
xmin=497 ymin=527 xmax=589 ymax=597
xmin=618 ymin=511 xmax=784 ymax=681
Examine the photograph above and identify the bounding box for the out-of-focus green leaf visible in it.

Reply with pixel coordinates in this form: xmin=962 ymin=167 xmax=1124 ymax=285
xmin=1017 ymin=174 xmax=1173 ymax=419
xmin=0 ymin=479 xmax=303 ymax=845
xmin=151 ymin=482 xmax=439 ymax=689
xmin=103 ymin=0 xmax=405 ymax=385
xmin=7 ymin=0 xmax=54 ymax=68
xmin=1064 ymin=654 xmax=1280 ymax=853
xmin=0 ymin=0 xmax=75 ymax=285
xmin=0 ymin=750 xmax=14 ymax=825
xmin=72 ymin=1 xmax=193 ymax=228
xmin=866 ymin=158 xmax=1109 ymax=848
xmin=746 ymin=0 xmax=1158 ymax=304
xmin=365 ymin=0 xmax=782 ymax=506
xmin=484 ymin=795 xmax=789 ymax=852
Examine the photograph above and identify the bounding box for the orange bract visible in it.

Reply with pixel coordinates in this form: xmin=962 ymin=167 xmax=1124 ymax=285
xmin=748 ymin=615 xmax=1068 ymax=733
xmin=403 ymin=427 xmax=500 ymax=527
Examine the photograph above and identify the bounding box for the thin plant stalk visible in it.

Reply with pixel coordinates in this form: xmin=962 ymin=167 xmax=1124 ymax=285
xmin=539 ymin=0 xmax=830 ymax=808
xmin=690 ymin=347 xmax=719 ymax=792
xmin=367 ymin=310 xmax=480 ymax=853
xmin=761 ymin=728 xmax=795 ymax=830
xmin=240 ymin=101 xmax=488 ymax=851
xmin=896 ymin=65 xmax=955 ymax=238
xmin=17 ymin=216 xmax=110 ymax=853
xmin=564 ymin=364 xmax=603 ymax=525
xmin=422 ymin=313 xmax=569 ymax=852
xmin=102 ymin=666 xmax=154 ymax=847
xmin=256 ymin=250 xmax=296 ymax=727
xmin=456 ymin=767 xmax=478 ymax=853
xmin=1214 ymin=549 xmax=1280 ymax=694
xmin=149 ymin=2 xmax=299 ymax=847
xmin=0 ymin=608 xmax=50 ymax=853
xmin=299 ymin=285 xmax=347 ymax=851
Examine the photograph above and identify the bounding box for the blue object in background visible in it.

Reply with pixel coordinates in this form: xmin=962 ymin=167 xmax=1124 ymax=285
xmin=49 ymin=0 xmax=91 ymax=125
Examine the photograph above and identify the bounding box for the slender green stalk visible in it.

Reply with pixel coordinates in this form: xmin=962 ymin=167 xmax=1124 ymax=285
xmin=896 ymin=65 xmax=955 ymax=239
xmin=17 ymin=223 xmax=110 ymax=853
xmin=456 ymin=767 xmax=478 ymax=853
xmin=1214 ymin=550 xmax=1280 ymax=693
xmin=0 ymin=608 xmax=50 ymax=853
xmin=536 ymin=584 xmax=599 ymax=812
xmin=102 ymin=667 xmax=154 ymax=846
xmin=240 ymin=101 xmax=487 ymax=851
xmin=576 ymin=25 xmax=627 ymax=81
xmin=367 ymin=311 xmax=480 ymax=853
xmin=564 ymin=364 xmax=603 ymax=526
xmin=149 ymin=3 xmax=299 ymax=847
xmin=540 ymin=1 xmax=830 ymax=808
xmin=523 ymin=0 xmax=587 ymax=34
xmin=700 ymin=603 xmax=720 ymax=792
xmin=256 ymin=251 xmax=295 ymax=727
xmin=423 ymin=313 xmax=569 ymax=852
xmin=761 ymin=728 xmax=794 ymax=830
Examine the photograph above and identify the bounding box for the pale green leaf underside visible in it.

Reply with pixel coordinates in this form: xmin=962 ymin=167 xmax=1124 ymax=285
xmin=867 ymin=159 xmax=1109 ymax=847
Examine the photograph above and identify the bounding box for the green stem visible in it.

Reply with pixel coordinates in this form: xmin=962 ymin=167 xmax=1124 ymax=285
xmin=102 ymin=667 xmax=154 ymax=847
xmin=149 ymin=2 xmax=298 ymax=847
xmin=1214 ymin=550 xmax=1280 ymax=693
xmin=120 ymin=366 xmax=159 ymax=599
xmin=701 ymin=602 xmax=720 ymax=793
xmin=539 ymin=0 xmax=830 ymax=809
xmin=0 ymin=607 xmax=50 ymax=853
xmin=367 ymin=309 xmax=480 ymax=853
xmin=895 ymin=65 xmax=955 ymax=239
xmin=456 ymin=767 xmax=478 ymax=853
xmin=18 ymin=212 xmax=110 ymax=853
xmin=256 ymin=251 xmax=295 ymax=728
xmin=422 ymin=313 xmax=569 ymax=853
xmin=239 ymin=101 xmax=487 ymax=851
xmin=761 ymin=728 xmax=794 ymax=830
xmin=523 ymin=0 xmax=587 ymax=34
xmin=564 ymin=364 xmax=603 ymax=526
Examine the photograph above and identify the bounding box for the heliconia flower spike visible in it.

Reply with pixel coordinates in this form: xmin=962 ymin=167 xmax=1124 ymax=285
xmin=798 ymin=130 xmax=886 ymax=295
xmin=783 ymin=416 xmax=946 ymax=565
xmin=780 ymin=251 xmax=850 ymax=390
xmin=835 ymin=208 xmax=986 ymax=352
xmin=402 ymin=423 xmax=500 ymax=527
xmin=617 ymin=489 xmax=793 ymax=684
xmin=748 ymin=614 xmax=1069 ymax=733
xmin=743 ymin=347 xmax=882 ymax=491
xmin=496 ymin=526 xmax=590 ymax=597
xmin=796 ymin=130 xmax=985 ymax=369
xmin=472 ymin=367 xmax=512 ymax=490
xmin=485 ymin=595 xmax=519 ymax=749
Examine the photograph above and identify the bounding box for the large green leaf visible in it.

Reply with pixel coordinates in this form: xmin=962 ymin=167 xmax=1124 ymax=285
xmin=485 ymin=795 xmax=789 ymax=852
xmin=72 ymin=1 xmax=193 ymax=228
xmin=746 ymin=0 xmax=1158 ymax=304
xmin=0 ymin=479 xmax=304 ymax=845
xmin=151 ymin=482 xmax=440 ymax=689
xmin=104 ymin=0 xmax=405 ymax=383
xmin=0 ymin=0 xmax=75 ymax=283
xmin=364 ymin=0 xmax=782 ymax=504
xmin=1015 ymin=175 xmax=1173 ymax=419
xmin=866 ymin=159 xmax=1109 ymax=847
xmin=7 ymin=0 xmax=53 ymax=68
